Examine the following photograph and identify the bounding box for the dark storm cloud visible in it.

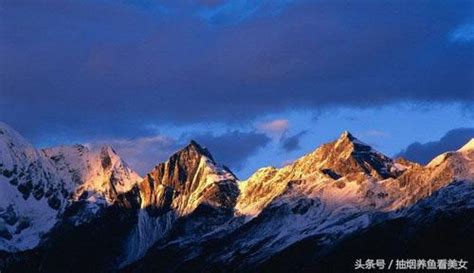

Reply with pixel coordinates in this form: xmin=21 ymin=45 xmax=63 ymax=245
xmin=281 ymin=130 xmax=308 ymax=152
xmin=397 ymin=128 xmax=474 ymax=164
xmin=193 ymin=131 xmax=271 ymax=173
xmin=1 ymin=0 xmax=473 ymax=141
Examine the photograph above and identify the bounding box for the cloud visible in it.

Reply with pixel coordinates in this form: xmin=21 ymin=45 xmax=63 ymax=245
xmin=193 ymin=130 xmax=271 ymax=173
xmin=281 ymin=130 xmax=308 ymax=152
xmin=197 ymin=0 xmax=297 ymax=25
xmin=1 ymin=0 xmax=473 ymax=142
xmin=396 ymin=128 xmax=474 ymax=164
xmin=450 ymin=23 xmax=474 ymax=43
xmin=257 ymin=119 xmax=290 ymax=139
xmin=89 ymin=135 xmax=180 ymax=175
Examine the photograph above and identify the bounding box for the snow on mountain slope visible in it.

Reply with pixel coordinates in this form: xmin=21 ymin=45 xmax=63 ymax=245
xmin=0 ymin=122 xmax=66 ymax=251
xmin=458 ymin=138 xmax=474 ymax=152
xmin=426 ymin=137 xmax=474 ymax=177
xmin=223 ymin=133 xmax=474 ymax=268
xmin=0 ymin=122 xmax=141 ymax=252
xmin=122 ymin=140 xmax=239 ymax=264
xmin=403 ymin=180 xmax=474 ymax=220
xmin=43 ymin=144 xmax=141 ymax=204
xmin=138 ymin=140 xmax=238 ymax=215
xmin=383 ymin=138 xmax=474 ymax=210
xmin=236 ymin=131 xmax=399 ymax=217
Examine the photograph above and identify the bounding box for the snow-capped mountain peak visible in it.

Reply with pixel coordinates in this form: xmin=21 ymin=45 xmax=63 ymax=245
xmin=311 ymin=131 xmax=397 ymax=179
xmin=138 ymin=140 xmax=238 ymax=215
xmin=42 ymin=143 xmax=141 ymax=204
xmin=0 ymin=123 xmax=141 ymax=252
xmin=121 ymin=140 xmax=239 ymax=264
xmin=0 ymin=124 xmax=67 ymax=251
xmin=236 ymin=131 xmax=396 ymax=218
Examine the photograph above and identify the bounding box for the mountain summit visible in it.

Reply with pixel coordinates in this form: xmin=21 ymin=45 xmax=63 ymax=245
xmin=314 ymin=130 xmax=397 ymax=179
xmin=138 ymin=140 xmax=239 ymax=215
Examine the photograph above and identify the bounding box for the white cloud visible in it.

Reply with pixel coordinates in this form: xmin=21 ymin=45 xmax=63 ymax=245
xmin=450 ymin=23 xmax=474 ymax=43
xmin=257 ymin=119 xmax=289 ymax=139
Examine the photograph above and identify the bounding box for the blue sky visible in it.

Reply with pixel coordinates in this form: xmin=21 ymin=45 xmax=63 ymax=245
xmin=1 ymin=0 xmax=473 ymax=178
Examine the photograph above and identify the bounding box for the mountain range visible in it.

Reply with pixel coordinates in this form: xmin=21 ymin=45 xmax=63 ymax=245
xmin=1 ymin=121 xmax=473 ymax=273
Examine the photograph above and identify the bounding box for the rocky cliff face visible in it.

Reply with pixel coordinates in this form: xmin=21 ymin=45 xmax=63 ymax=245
xmin=121 ymin=140 xmax=240 ymax=264
xmin=138 ymin=140 xmax=239 ymax=215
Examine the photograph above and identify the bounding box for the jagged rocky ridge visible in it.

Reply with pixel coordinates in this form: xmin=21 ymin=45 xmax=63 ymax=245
xmin=0 ymin=122 xmax=473 ymax=273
